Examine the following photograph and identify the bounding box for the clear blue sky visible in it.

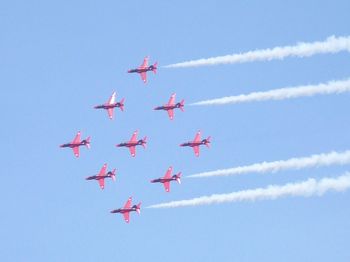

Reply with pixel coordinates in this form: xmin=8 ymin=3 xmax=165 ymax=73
xmin=1 ymin=1 xmax=350 ymax=261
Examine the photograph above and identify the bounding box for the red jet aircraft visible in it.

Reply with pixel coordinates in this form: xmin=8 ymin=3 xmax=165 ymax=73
xmin=154 ymin=93 xmax=185 ymax=120
xmin=150 ymin=166 xmax=182 ymax=192
xmin=127 ymin=56 xmax=157 ymax=83
xmin=94 ymin=91 xmax=125 ymax=120
xmin=60 ymin=131 xmax=91 ymax=157
xmin=86 ymin=163 xmax=116 ymax=190
xmin=110 ymin=197 xmax=141 ymax=223
xmin=116 ymin=130 xmax=147 ymax=157
xmin=180 ymin=130 xmax=211 ymax=157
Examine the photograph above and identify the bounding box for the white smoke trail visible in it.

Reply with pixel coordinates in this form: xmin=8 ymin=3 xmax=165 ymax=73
xmin=188 ymin=150 xmax=350 ymax=178
xmin=148 ymin=173 xmax=350 ymax=208
xmin=189 ymin=79 xmax=350 ymax=106
xmin=164 ymin=35 xmax=350 ymax=68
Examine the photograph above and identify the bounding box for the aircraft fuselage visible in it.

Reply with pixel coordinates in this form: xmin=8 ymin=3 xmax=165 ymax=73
xmin=86 ymin=174 xmax=112 ymax=181
xmin=110 ymin=207 xmax=137 ymax=214
xmin=128 ymin=66 xmax=155 ymax=74
xmin=117 ymin=140 xmax=144 ymax=148
xmin=60 ymin=141 xmax=87 ymax=148
xmin=151 ymin=177 xmax=176 ymax=183
xmin=154 ymin=103 xmax=182 ymax=111
xmin=180 ymin=142 xmax=202 ymax=147
xmin=180 ymin=139 xmax=209 ymax=147
xmin=94 ymin=103 xmax=122 ymax=110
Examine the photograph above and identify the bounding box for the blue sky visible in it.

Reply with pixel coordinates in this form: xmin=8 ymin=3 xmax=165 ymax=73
xmin=1 ymin=1 xmax=350 ymax=261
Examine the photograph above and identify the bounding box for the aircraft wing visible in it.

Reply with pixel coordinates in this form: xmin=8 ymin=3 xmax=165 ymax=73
xmin=107 ymin=108 xmax=114 ymax=119
xmin=167 ymin=109 xmax=174 ymax=120
xmin=193 ymin=131 xmax=201 ymax=143
xmin=139 ymin=56 xmax=149 ymax=68
xmin=193 ymin=146 xmax=200 ymax=157
xmin=98 ymin=178 xmax=105 ymax=190
xmin=72 ymin=146 xmax=80 ymax=158
xmin=164 ymin=166 xmax=172 ymax=179
xmin=124 ymin=197 xmax=132 ymax=209
xmin=72 ymin=131 xmax=81 ymax=144
xmin=167 ymin=93 xmax=176 ymax=106
xmin=107 ymin=92 xmax=116 ymax=105
xmin=129 ymin=146 xmax=136 ymax=157
xmin=163 ymin=181 xmax=170 ymax=192
xmin=123 ymin=212 xmax=130 ymax=223
xmin=98 ymin=164 xmax=107 ymax=176
xmin=140 ymin=72 xmax=147 ymax=83
xmin=130 ymin=131 xmax=138 ymax=143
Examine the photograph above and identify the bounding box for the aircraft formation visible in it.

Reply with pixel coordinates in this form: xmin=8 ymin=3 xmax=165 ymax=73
xmin=60 ymin=56 xmax=211 ymax=223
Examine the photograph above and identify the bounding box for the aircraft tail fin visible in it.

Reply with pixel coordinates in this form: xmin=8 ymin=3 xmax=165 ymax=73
xmin=152 ymin=62 xmax=158 ymax=74
xmin=176 ymin=172 xmax=182 ymax=184
xmin=142 ymin=136 xmax=147 ymax=149
xmin=136 ymin=202 xmax=141 ymax=214
xmin=111 ymin=168 xmax=116 ymax=181
xmin=85 ymin=137 xmax=91 ymax=149
xmin=180 ymin=99 xmax=185 ymax=112
xmin=119 ymin=98 xmax=125 ymax=111
xmin=205 ymin=136 xmax=211 ymax=148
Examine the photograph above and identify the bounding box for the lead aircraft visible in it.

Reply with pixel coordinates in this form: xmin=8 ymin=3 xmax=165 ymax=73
xmin=154 ymin=93 xmax=184 ymax=120
xmin=180 ymin=130 xmax=210 ymax=157
xmin=110 ymin=197 xmax=141 ymax=223
xmin=116 ymin=130 xmax=147 ymax=157
xmin=150 ymin=166 xmax=182 ymax=192
xmin=60 ymin=131 xmax=91 ymax=157
xmin=127 ymin=56 xmax=157 ymax=83
xmin=86 ymin=163 xmax=116 ymax=190
xmin=94 ymin=91 xmax=125 ymax=120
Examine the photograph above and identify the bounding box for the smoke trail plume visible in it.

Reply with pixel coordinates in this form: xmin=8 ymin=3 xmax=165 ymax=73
xmin=189 ymin=79 xmax=350 ymax=106
xmin=148 ymin=173 xmax=350 ymax=208
xmin=188 ymin=150 xmax=350 ymax=178
xmin=164 ymin=36 xmax=350 ymax=68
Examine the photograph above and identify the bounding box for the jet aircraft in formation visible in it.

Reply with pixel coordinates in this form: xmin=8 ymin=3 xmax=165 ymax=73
xmin=180 ymin=130 xmax=211 ymax=157
xmin=127 ymin=56 xmax=157 ymax=83
xmin=60 ymin=131 xmax=91 ymax=157
xmin=116 ymin=130 xmax=147 ymax=157
xmin=150 ymin=166 xmax=182 ymax=192
xmin=110 ymin=197 xmax=141 ymax=223
xmin=94 ymin=91 xmax=125 ymax=120
xmin=154 ymin=93 xmax=185 ymax=120
xmin=60 ymin=57 xmax=214 ymax=223
xmin=86 ymin=163 xmax=116 ymax=190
